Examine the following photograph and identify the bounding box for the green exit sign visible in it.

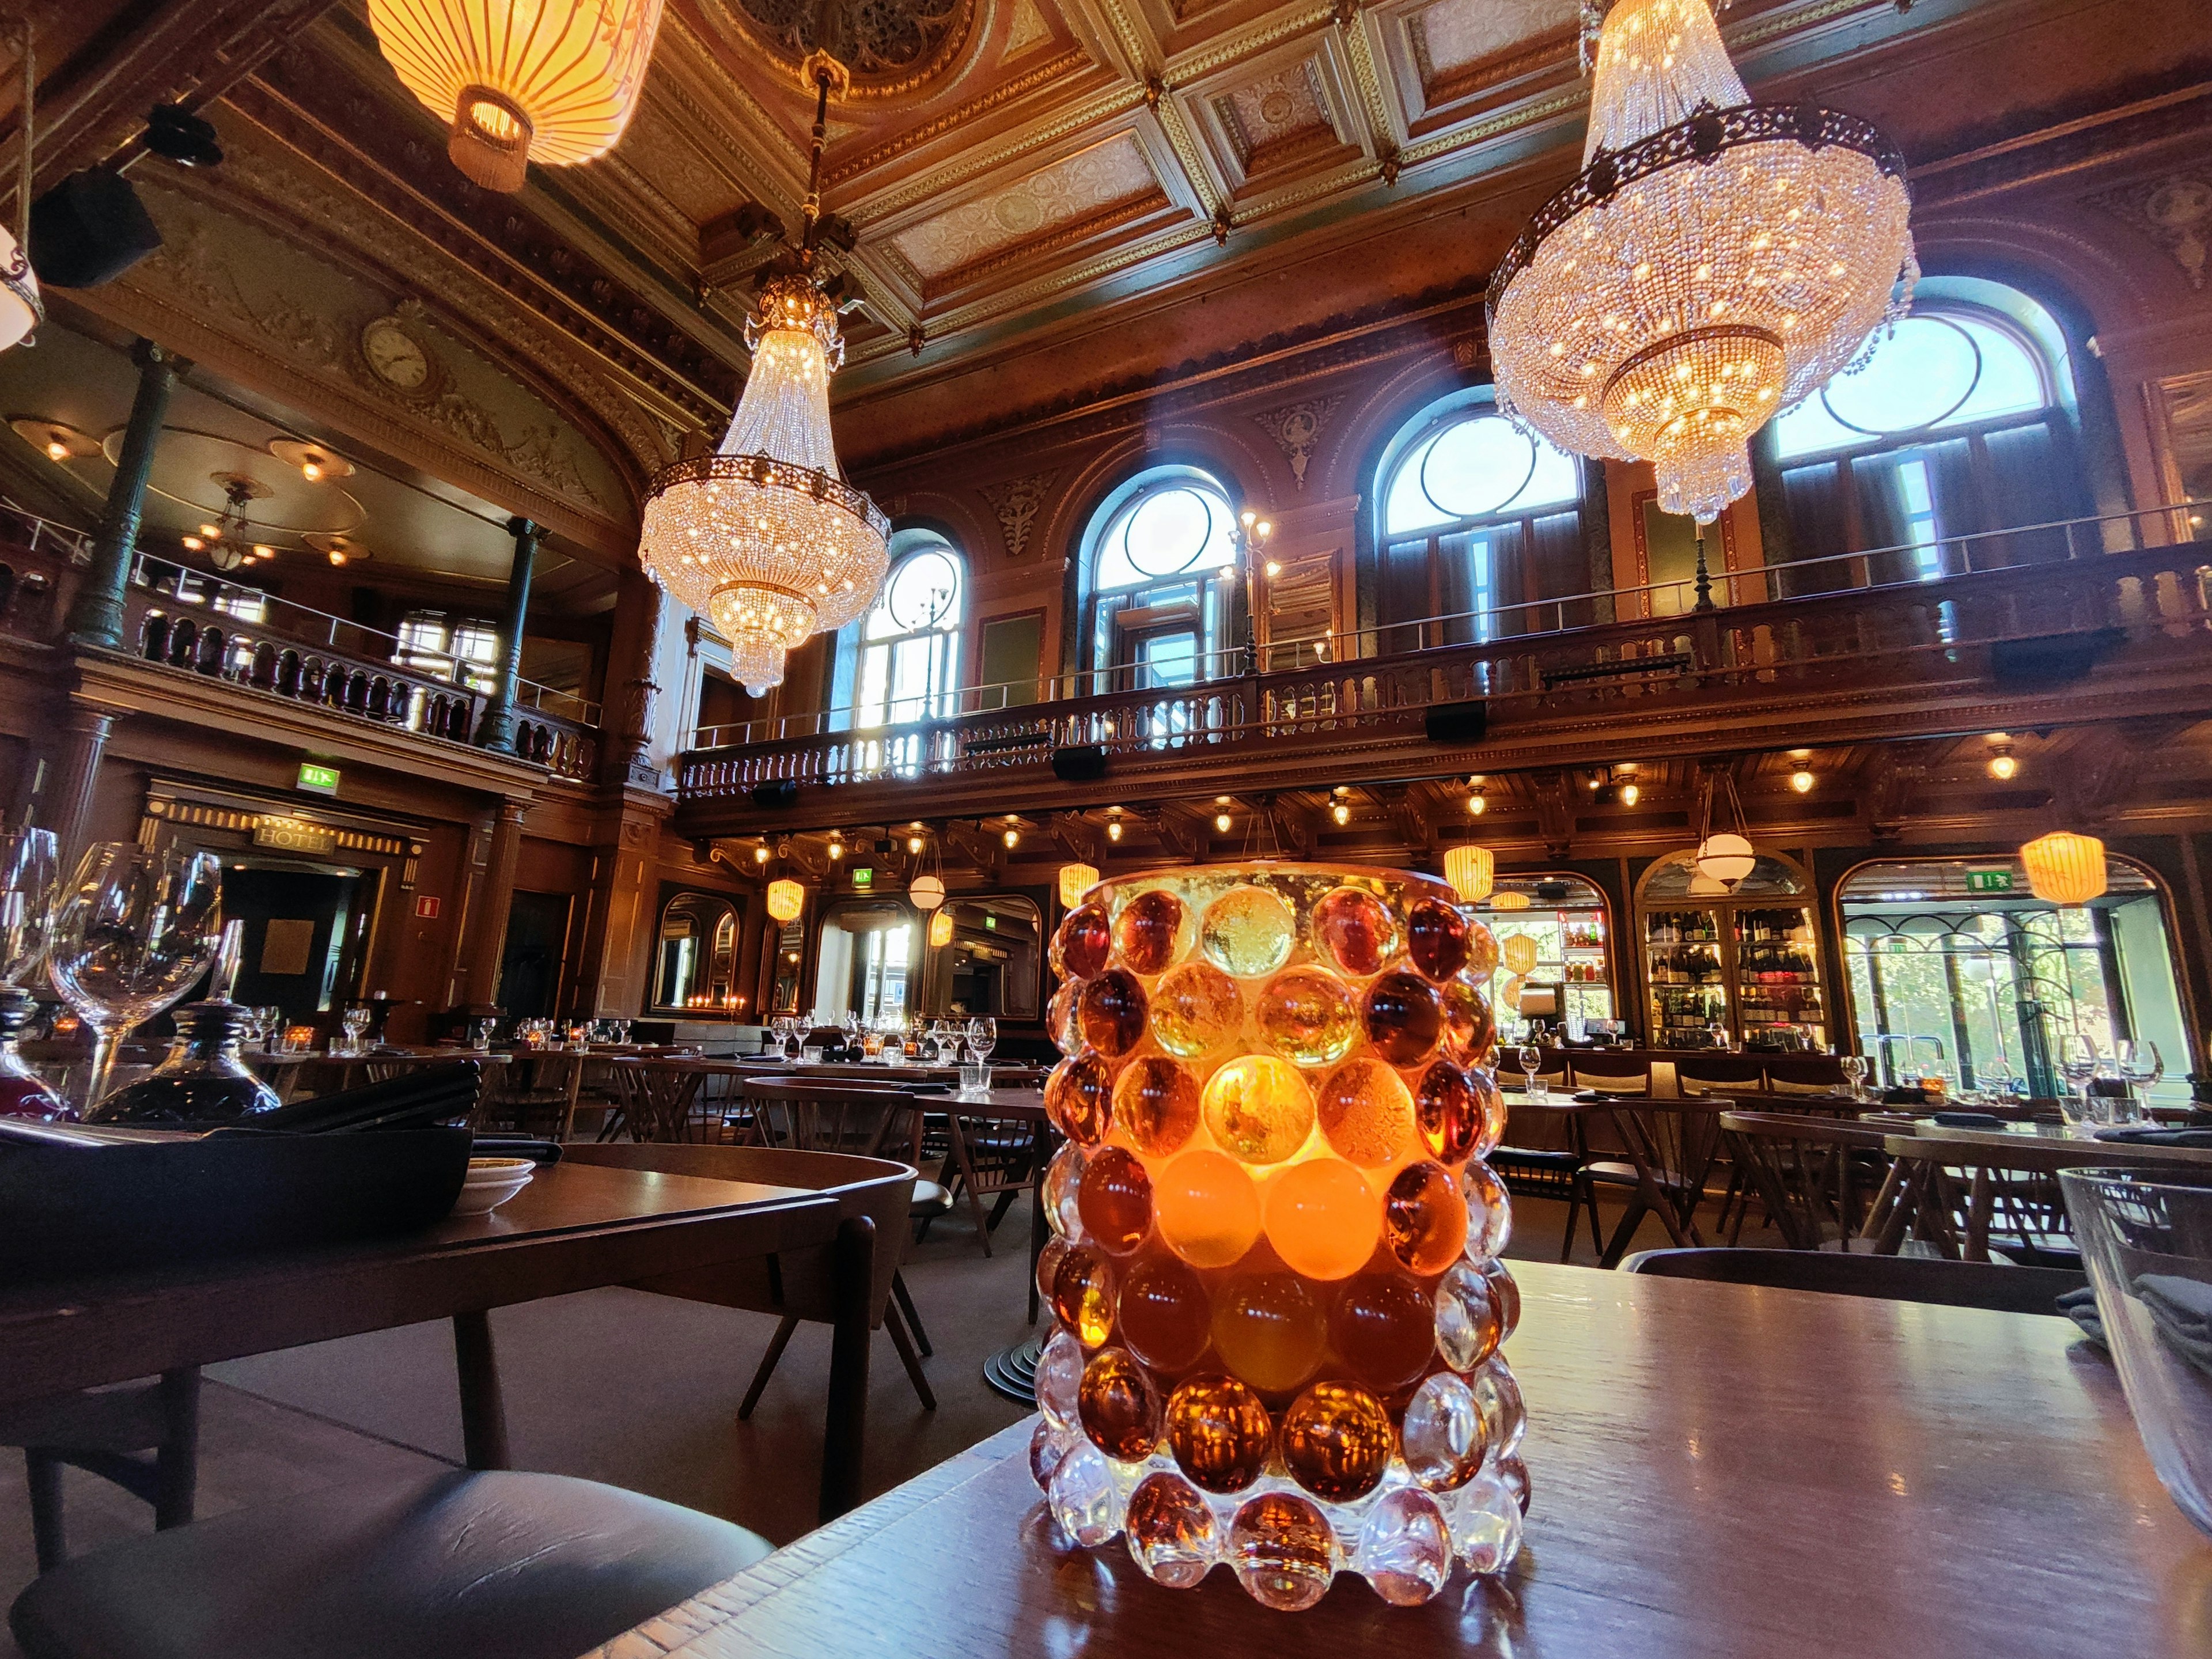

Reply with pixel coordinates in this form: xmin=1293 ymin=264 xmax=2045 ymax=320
xmin=851 ymin=867 xmax=873 ymax=889
xmin=1965 ymin=868 xmax=2014 ymax=894
xmin=297 ymin=762 xmax=341 ymax=796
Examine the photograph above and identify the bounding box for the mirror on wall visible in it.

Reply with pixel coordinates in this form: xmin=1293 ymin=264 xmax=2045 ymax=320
xmin=812 ymin=899 xmax=921 ymax=1024
xmin=651 ymin=891 xmax=743 ymax=1013
xmin=925 ymin=895 xmax=1043 ymax=1020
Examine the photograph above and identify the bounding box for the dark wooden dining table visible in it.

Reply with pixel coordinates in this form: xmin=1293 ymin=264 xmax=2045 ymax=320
xmin=0 ymin=1161 xmax=875 ymax=1514
xmin=586 ymin=1258 xmax=2210 ymax=1658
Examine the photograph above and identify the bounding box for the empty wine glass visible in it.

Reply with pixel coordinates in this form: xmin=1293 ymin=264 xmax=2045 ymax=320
xmin=1840 ymin=1054 xmax=1870 ymax=1102
xmin=2116 ymin=1039 xmax=2165 ymax=1122
xmin=340 ymin=1005 xmax=372 ymax=1054
xmin=0 ymin=827 xmax=65 ymax=1121
xmin=968 ymin=1016 xmax=997 ymax=1062
xmin=2058 ymin=1032 xmax=2101 ymax=1135
xmin=50 ymin=842 xmax=225 ymax=1116
xmin=1516 ymin=1041 xmax=1545 ymax=1102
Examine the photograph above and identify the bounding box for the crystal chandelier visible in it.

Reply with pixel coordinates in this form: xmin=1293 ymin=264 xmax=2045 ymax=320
xmin=1487 ymin=0 xmax=1916 ymax=525
xmin=638 ymin=61 xmax=888 ymax=695
xmin=367 ymin=0 xmax=665 ymax=191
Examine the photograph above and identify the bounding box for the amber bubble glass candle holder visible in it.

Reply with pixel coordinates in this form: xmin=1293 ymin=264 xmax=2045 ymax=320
xmin=1031 ymin=865 xmax=1528 ymax=1609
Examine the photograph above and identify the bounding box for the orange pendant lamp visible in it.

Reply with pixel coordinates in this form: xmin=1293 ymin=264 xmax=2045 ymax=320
xmin=366 ymin=0 xmax=666 ymax=191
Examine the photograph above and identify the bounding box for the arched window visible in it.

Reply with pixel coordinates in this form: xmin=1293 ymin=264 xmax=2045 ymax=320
xmin=1372 ymin=392 xmax=1590 ymax=647
xmin=1770 ymin=278 xmax=2090 ymax=584
xmin=1080 ymin=467 xmax=1238 ymax=687
xmin=834 ymin=529 xmax=964 ymax=730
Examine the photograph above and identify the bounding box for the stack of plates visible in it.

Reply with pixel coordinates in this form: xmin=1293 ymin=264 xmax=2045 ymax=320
xmin=452 ymin=1156 xmax=536 ymax=1215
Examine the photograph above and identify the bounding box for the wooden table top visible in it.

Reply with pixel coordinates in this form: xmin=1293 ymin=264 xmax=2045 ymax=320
xmin=1879 ymin=1120 xmax=2212 ymax=1169
xmin=918 ymin=1085 xmax=1048 ymax=1121
xmin=0 ymin=1162 xmax=836 ymax=1410
xmin=588 ymin=1260 xmax=2209 ymax=1659
xmin=247 ymin=1048 xmax=514 ymax=1069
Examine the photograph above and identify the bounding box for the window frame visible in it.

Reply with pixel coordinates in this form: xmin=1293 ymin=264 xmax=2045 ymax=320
xmin=1077 ymin=465 xmax=1241 ymax=688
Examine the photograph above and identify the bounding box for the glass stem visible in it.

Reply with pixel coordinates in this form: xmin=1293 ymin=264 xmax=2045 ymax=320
xmin=79 ymin=1020 xmax=123 ymax=1116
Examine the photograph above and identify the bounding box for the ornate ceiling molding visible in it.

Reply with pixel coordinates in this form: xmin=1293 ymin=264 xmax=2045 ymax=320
xmin=980 ymin=471 xmax=1058 ymax=558
xmin=1250 ymin=396 xmax=1344 ymax=488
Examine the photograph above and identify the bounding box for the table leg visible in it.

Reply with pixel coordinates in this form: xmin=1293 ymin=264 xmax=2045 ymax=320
xmin=820 ymin=1214 xmax=874 ymax=1525
xmin=452 ymin=1310 xmax=510 ymax=1471
xmin=1028 ymin=1136 xmax=1051 ymax=1325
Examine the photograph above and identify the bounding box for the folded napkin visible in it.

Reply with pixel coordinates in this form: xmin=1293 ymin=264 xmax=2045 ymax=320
xmin=2055 ymin=1285 xmax=2107 ymax=1351
xmin=1933 ymin=1111 xmax=2008 ymax=1128
xmin=2135 ymin=1274 xmax=2212 ymax=1377
xmin=2092 ymin=1126 xmax=2212 ymax=1147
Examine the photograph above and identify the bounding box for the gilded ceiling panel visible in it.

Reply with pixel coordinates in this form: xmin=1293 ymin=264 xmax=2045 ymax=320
xmin=1215 ymin=60 xmax=1334 ymax=165
xmin=1411 ymin=0 xmax=1575 ymax=85
xmin=887 ymin=130 xmax=1161 ymax=279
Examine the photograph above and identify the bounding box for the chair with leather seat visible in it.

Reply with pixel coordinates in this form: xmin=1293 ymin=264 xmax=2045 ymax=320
xmin=9 ymin=1468 xmax=770 ymax=1659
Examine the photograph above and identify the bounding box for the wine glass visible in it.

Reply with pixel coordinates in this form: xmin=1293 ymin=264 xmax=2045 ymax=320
xmin=340 ymin=1005 xmax=371 ymax=1055
xmin=1840 ymin=1054 xmax=1869 ymax=1102
xmin=0 ymin=827 xmax=65 ymax=1120
xmin=968 ymin=1016 xmax=997 ymax=1063
xmin=2058 ymin=1032 xmax=2101 ymax=1135
xmin=1516 ymin=1041 xmax=1545 ymax=1102
xmin=2116 ymin=1039 xmax=2164 ymax=1124
xmin=49 ymin=842 xmax=225 ymax=1116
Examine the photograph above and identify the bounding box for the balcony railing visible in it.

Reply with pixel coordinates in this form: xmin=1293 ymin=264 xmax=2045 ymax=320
xmin=0 ymin=504 xmax=600 ymax=783
xmin=677 ymin=503 xmax=2212 ymax=805
xmin=690 ymin=502 xmax=2206 ymax=752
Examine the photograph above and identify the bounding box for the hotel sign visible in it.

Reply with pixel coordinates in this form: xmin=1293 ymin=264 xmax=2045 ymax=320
xmin=255 ymin=817 xmax=337 ymax=855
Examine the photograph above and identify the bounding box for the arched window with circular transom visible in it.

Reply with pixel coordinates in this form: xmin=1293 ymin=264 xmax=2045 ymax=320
xmin=1770 ymin=277 xmax=2092 ymax=584
xmin=1079 ymin=467 xmax=1240 ymax=687
xmin=1372 ymin=392 xmax=1591 ymax=647
xmin=842 ymin=530 xmax=964 ymax=730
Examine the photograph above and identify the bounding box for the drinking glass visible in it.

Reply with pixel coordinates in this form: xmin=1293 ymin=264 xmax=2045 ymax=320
xmin=341 ymin=1005 xmax=371 ymax=1054
xmin=1840 ymin=1054 xmax=1869 ymax=1102
xmin=2058 ymin=1032 xmax=2101 ymax=1135
xmin=49 ymin=842 xmax=225 ymax=1113
xmin=968 ymin=1016 xmax=997 ymax=1063
xmin=1516 ymin=1042 xmax=1546 ymax=1102
xmin=2118 ymin=1039 xmax=2166 ymax=1111
xmin=0 ymin=827 xmax=58 ymax=987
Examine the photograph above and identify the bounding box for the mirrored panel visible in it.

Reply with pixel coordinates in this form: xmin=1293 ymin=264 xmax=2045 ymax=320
xmin=928 ymin=895 xmax=1043 ymax=1020
xmin=652 ymin=891 xmax=743 ymax=1013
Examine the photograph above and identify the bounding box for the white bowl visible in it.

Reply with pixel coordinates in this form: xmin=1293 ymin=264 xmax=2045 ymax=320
xmin=452 ymin=1158 xmax=535 ymax=1215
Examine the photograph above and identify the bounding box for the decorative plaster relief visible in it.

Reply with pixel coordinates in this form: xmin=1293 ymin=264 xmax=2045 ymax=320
xmin=981 ymin=470 xmax=1056 ymax=558
xmin=1251 ymin=395 xmax=1344 ymax=488
xmin=888 ymin=131 xmax=1159 ymax=279
xmin=2088 ymin=169 xmax=2212 ymax=291
xmin=1410 ymin=0 xmax=1575 ymax=85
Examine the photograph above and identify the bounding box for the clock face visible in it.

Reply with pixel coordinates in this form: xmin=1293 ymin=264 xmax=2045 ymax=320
xmin=362 ymin=320 xmax=431 ymax=391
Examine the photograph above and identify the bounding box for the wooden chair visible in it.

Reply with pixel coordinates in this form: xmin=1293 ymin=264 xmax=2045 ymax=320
xmin=472 ymin=1054 xmax=587 ymax=1139
xmin=1622 ymin=1247 xmax=2088 ymax=1315
xmin=1568 ymin=1054 xmax=1653 ymax=1096
xmin=928 ymin=1099 xmax=1046 ymax=1255
xmin=562 ymin=1141 xmax=937 ymax=1438
xmin=1672 ymin=1053 xmax=1767 ymax=1097
xmin=604 ymin=1058 xmax=710 ymax=1143
xmin=1873 ymin=1135 xmax=2197 ymax=1262
xmin=1760 ymin=1054 xmax=1850 ymax=1097
xmin=1496 ymin=1047 xmax=1570 ymax=1092
xmin=1719 ymin=1111 xmax=1895 ymax=1249
xmin=0 ymin=1371 xmax=199 ymax=1571
xmin=739 ymin=1080 xmax=944 ymax=1374
xmin=1575 ymin=1099 xmax=1732 ymax=1268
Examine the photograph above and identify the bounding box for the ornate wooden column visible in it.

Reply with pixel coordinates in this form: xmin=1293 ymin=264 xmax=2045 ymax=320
xmin=36 ymin=699 xmax=120 ymax=857
xmin=475 ymin=517 xmax=539 ymax=755
xmin=599 ymin=565 xmax=666 ymax=789
xmin=65 ymin=340 xmax=182 ymax=649
xmin=461 ymin=798 xmax=528 ymax=1012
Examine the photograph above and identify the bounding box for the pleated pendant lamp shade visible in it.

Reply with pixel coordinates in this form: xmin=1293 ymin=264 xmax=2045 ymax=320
xmin=366 ymin=0 xmax=666 ymax=191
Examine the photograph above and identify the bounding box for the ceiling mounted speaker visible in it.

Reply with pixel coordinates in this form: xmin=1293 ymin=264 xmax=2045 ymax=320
xmin=1424 ymin=700 xmax=1487 ymax=745
xmin=1052 ymin=745 xmax=1108 ymax=782
xmin=29 ymin=170 xmax=161 ymax=288
xmin=143 ymin=104 xmax=224 ymax=168
xmin=751 ymin=779 xmax=800 ymax=808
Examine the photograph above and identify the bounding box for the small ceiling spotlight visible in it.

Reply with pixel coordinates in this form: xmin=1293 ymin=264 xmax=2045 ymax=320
xmin=1986 ymin=734 xmax=2018 ymax=781
xmin=1107 ymin=820 xmax=1123 ymax=842
xmin=1467 ymin=786 xmax=1486 ymax=816
xmin=907 ymin=834 xmax=924 ymax=854
xmin=1332 ymin=801 xmax=1351 ymax=825
xmin=1620 ymin=781 xmax=1640 ymax=806
xmin=269 ymin=438 xmax=355 ymax=484
xmin=1214 ymin=812 xmax=1232 ymax=832
xmin=753 ymin=844 xmax=771 ymax=863
xmin=1003 ymin=827 xmax=1020 ymax=849
xmin=1789 ymin=767 xmax=1816 ymax=794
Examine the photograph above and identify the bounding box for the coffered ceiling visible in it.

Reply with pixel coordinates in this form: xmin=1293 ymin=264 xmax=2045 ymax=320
xmin=13 ymin=0 xmax=2212 ymax=501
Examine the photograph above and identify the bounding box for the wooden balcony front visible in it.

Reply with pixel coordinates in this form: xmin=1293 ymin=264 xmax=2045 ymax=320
xmin=0 ymin=512 xmax=600 ymax=786
xmin=674 ymin=508 xmax=2212 ymax=836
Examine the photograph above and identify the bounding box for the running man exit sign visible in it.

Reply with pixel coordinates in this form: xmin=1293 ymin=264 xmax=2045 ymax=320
xmin=297 ymin=762 xmax=341 ymax=796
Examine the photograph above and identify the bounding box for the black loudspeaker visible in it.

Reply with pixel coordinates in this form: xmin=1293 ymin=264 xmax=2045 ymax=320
xmin=1424 ymin=700 xmax=1487 ymax=745
xmin=1052 ymin=744 xmax=1108 ymax=782
xmin=1990 ymin=628 xmax=2124 ymax=691
xmin=29 ymin=170 xmax=163 ymax=289
xmin=751 ymin=779 xmax=800 ymax=809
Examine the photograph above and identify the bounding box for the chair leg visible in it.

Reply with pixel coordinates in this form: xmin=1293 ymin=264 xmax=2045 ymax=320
xmin=1559 ymin=1178 xmax=1584 ymax=1264
xmin=892 ymin=1270 xmax=932 ymax=1357
xmin=1599 ymin=1196 xmax=1648 ymax=1270
xmin=883 ymin=1301 xmax=937 ymax=1411
xmin=25 ymin=1450 xmax=65 ymax=1573
xmin=738 ymin=1316 xmax=802 ymax=1420
xmin=153 ymin=1367 xmax=200 ymax=1530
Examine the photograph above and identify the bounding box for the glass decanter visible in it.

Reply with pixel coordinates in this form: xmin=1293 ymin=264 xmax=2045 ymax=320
xmin=90 ymin=922 xmax=282 ymax=1127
